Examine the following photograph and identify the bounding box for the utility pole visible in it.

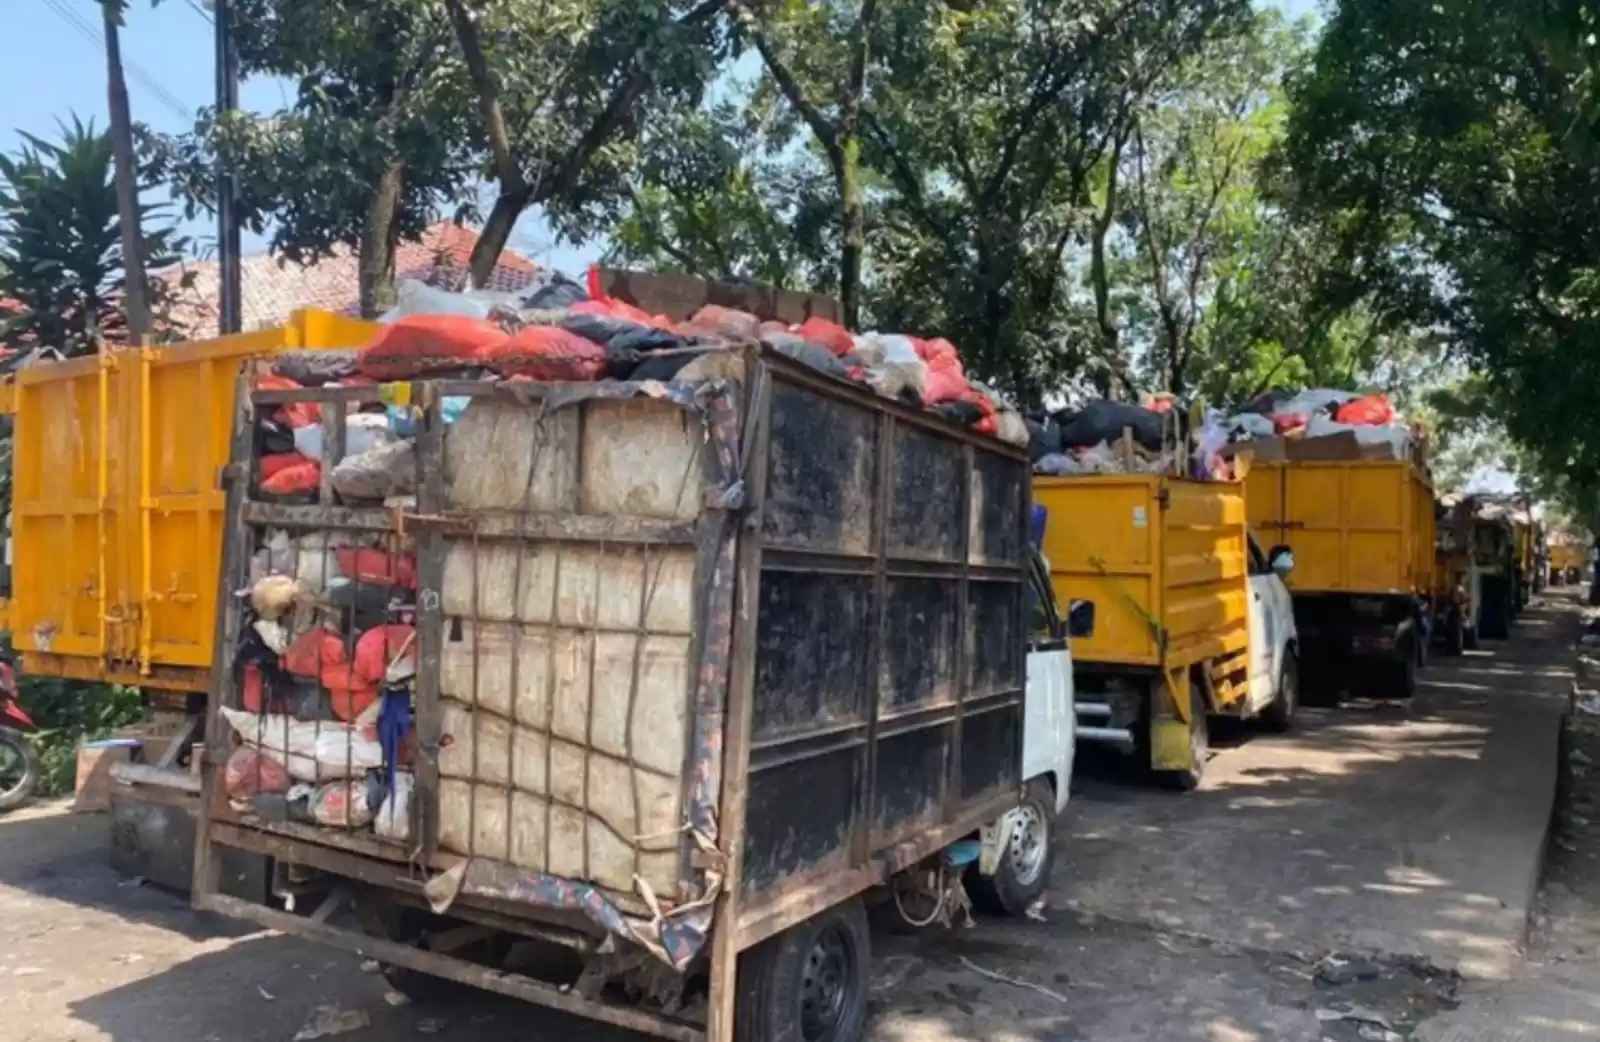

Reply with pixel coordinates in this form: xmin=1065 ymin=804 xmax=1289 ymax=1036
xmin=102 ymin=0 xmax=152 ymax=342
xmin=214 ymin=0 xmax=242 ymax=335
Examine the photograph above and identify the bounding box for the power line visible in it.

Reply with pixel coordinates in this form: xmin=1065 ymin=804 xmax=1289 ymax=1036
xmin=35 ymin=0 xmax=195 ymax=122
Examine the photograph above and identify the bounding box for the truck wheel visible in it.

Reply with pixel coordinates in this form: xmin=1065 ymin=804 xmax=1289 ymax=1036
xmin=1261 ymin=652 xmax=1299 ymax=733
xmin=736 ymin=899 xmax=870 ymax=1042
xmin=968 ymin=778 xmax=1055 ymax=916
xmin=1378 ymin=651 xmax=1418 ymax=700
xmin=1463 ymin=622 xmax=1479 ymax=651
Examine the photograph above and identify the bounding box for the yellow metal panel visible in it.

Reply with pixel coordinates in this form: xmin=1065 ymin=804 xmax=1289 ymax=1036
xmin=1037 ymin=475 xmax=1163 ymax=667
xmin=1262 ymin=460 xmax=1427 ymax=596
xmin=1036 ymin=474 xmax=1248 ymax=671
xmin=7 ymin=310 xmax=371 ymax=688
xmin=1163 ymin=478 xmax=1249 ymax=669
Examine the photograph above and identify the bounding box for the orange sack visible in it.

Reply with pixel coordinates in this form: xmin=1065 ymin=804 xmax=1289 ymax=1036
xmin=483 ymin=326 xmax=607 ymax=380
xmin=357 ymin=314 xmax=508 ymax=381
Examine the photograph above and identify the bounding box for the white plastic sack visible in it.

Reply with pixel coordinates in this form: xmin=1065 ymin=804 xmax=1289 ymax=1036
xmin=221 ymin=708 xmax=384 ymax=782
xmin=379 ymin=279 xmax=523 ymax=322
xmin=1305 ymin=414 xmax=1412 ymax=452
xmin=1192 ymin=409 xmax=1229 ymax=477
xmin=1275 ymin=388 xmax=1358 ymax=417
xmin=331 ymin=439 xmax=416 ymax=502
xmin=858 ymin=334 xmax=928 ymax=402
xmin=374 ymin=772 xmax=414 ymax=841
xmin=309 ymin=780 xmax=376 ymax=829
xmin=292 ymin=413 xmax=397 ymax=462
xmin=1227 ymin=413 xmax=1276 ymax=440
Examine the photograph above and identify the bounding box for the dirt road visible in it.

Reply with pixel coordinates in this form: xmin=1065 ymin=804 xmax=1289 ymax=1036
xmin=0 ymin=597 xmax=1580 ymax=1042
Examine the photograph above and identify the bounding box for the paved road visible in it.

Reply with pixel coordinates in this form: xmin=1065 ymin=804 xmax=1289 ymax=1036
xmin=0 ymin=598 xmax=1575 ymax=1042
xmin=1062 ymin=598 xmax=1571 ymax=980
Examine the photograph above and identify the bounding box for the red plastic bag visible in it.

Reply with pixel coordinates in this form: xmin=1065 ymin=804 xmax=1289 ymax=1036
xmin=687 ymin=305 xmax=761 ymax=341
xmin=919 ymin=338 xmax=970 ymax=406
xmin=484 ymin=326 xmax=607 ymax=380
xmin=256 ymin=374 xmax=318 ymax=428
xmin=283 ymin=631 xmax=375 ymax=719
xmin=1272 ymin=412 xmax=1307 ymax=435
xmin=572 ymin=298 xmax=658 ymax=328
xmin=334 ymin=548 xmax=417 ymax=588
xmin=797 ymin=317 xmax=855 ymax=358
xmin=283 ymin=629 xmax=346 ymax=679
xmin=357 ymin=314 xmax=507 ymax=380
xmin=260 ymin=452 xmax=314 ymax=481
xmin=224 ymin=746 xmax=291 ymax=798
xmin=259 ymin=459 xmax=321 ymax=496
xmin=1334 ymin=394 xmax=1394 ymax=426
xmin=240 ymin=662 xmax=265 ymax=713
xmin=354 ymin=624 xmax=416 ymax=686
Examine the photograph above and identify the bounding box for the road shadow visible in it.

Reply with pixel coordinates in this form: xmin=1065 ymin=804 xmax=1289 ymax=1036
xmin=0 ymin=803 xmax=255 ymax=943
xmin=1061 ymin=596 xmax=1579 ymax=982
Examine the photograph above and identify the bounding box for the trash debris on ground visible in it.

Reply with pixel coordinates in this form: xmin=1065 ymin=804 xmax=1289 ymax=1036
xmin=292 ymin=1005 xmax=370 ymax=1041
xmin=956 ymin=956 xmax=1069 ymax=1003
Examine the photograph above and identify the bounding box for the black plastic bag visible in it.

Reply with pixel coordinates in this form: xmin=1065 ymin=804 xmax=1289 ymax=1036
xmin=560 ymin=311 xmax=644 ymax=347
xmin=274 ymin=349 xmax=360 ymax=386
xmin=762 ymin=332 xmax=850 ymax=380
xmin=1058 ymin=400 xmax=1167 ymax=450
xmin=631 ymin=352 xmax=699 ymax=382
xmin=255 ymin=417 xmax=297 ymax=456
xmin=932 ymin=400 xmax=985 ymax=427
xmin=1026 ymin=418 xmax=1063 ymax=462
xmin=523 ymin=273 xmax=588 ymax=310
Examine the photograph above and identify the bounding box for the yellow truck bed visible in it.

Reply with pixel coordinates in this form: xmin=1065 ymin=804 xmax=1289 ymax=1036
xmin=5 ymin=310 xmax=377 ymax=690
xmin=1035 ymin=474 xmax=1250 ymax=672
xmin=1246 ymin=459 xmax=1434 ymax=597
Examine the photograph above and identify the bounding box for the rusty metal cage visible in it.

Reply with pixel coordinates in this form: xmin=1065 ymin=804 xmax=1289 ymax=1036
xmin=194 ymin=345 xmax=1030 ymax=1042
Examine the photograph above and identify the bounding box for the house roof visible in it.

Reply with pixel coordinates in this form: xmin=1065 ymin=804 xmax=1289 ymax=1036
xmin=163 ymin=222 xmax=543 ymax=339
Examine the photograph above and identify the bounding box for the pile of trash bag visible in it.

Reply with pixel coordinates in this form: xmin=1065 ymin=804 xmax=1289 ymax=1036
xmin=1222 ymin=387 xmax=1415 ymax=460
xmin=1029 ymin=396 xmax=1198 ymax=478
xmin=345 ymin=271 xmax=1030 ymax=449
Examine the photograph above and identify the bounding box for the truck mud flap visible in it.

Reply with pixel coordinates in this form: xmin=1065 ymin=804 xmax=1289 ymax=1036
xmin=1151 ymin=670 xmax=1195 ymax=772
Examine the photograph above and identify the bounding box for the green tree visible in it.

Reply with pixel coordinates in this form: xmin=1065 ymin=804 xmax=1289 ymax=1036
xmin=0 ymin=118 xmax=189 ymax=357
xmin=1284 ymin=0 xmax=1600 ymax=511
xmin=152 ymin=0 xmax=478 ymax=316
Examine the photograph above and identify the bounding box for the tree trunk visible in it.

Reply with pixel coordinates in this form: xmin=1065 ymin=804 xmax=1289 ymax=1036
xmin=358 ymin=160 xmax=405 ymax=318
xmin=102 ymin=2 xmax=150 ymax=343
xmin=838 ymin=146 xmax=864 ymax=328
xmin=469 ymin=186 xmax=531 ymax=288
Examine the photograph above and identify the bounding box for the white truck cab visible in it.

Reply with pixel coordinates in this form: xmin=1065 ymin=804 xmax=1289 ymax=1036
xmin=1246 ymin=534 xmax=1301 ymax=728
xmin=968 ymin=550 xmax=1074 ymax=915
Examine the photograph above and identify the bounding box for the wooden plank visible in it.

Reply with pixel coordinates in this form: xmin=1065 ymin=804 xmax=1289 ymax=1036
xmin=110 ymin=762 xmax=201 ymax=793
xmin=413 ymin=390 xmax=447 ymax=864
xmin=317 ymin=398 xmax=348 ymax=504
xmin=196 ymin=893 xmax=705 ymax=1042
xmin=243 ymin=502 xmax=397 ymax=532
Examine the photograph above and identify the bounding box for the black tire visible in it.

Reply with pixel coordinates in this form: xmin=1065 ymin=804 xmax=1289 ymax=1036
xmin=1372 ymin=651 xmax=1417 ymax=700
xmin=1261 ymin=652 xmax=1299 ymax=733
xmin=0 ymin=727 xmax=39 ymax=813
xmin=968 ymin=778 xmax=1055 ymax=916
xmin=736 ymin=899 xmax=870 ymax=1042
xmin=354 ymin=900 xmax=509 ymax=1005
xmin=1464 ymin=621 xmax=1479 ymax=651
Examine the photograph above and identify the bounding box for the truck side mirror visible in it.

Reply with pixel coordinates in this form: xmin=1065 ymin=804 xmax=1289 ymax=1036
xmin=1068 ymin=600 xmax=1095 ymax=639
xmin=1269 ymin=545 xmax=1295 ymax=575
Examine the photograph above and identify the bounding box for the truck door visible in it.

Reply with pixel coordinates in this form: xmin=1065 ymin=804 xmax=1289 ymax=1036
xmin=1245 ymin=535 xmax=1278 ymax=711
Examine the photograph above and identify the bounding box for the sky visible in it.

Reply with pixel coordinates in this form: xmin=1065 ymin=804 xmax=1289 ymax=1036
xmin=4 ymin=0 xmax=1323 ymax=273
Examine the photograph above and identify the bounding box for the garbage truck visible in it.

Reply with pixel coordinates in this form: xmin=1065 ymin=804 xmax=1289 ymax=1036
xmin=193 ymin=344 xmax=1076 ymax=1042
xmin=1036 ymin=469 xmax=1299 ymax=790
xmin=1246 ymin=448 xmax=1435 ymax=699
